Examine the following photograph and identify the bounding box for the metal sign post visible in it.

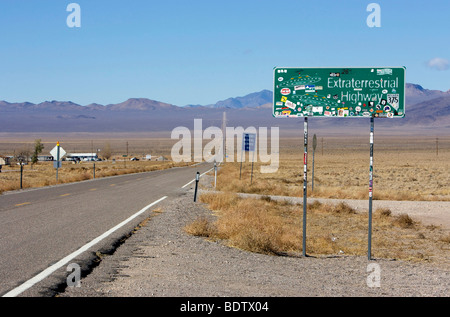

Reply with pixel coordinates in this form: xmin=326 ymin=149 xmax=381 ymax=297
xmin=194 ymin=172 xmax=200 ymax=202
xmin=239 ymin=150 xmax=243 ymax=180
xmin=20 ymin=162 xmax=24 ymax=189
xmin=312 ymin=134 xmax=317 ymax=192
xmin=56 ymin=142 xmax=60 ymax=182
xmin=214 ymin=162 xmax=217 ymax=188
xmin=302 ymin=117 xmax=308 ymax=257
xmin=241 ymin=133 xmax=256 ymax=183
xmin=368 ymin=116 xmax=374 ymax=260
xmin=250 ymin=150 xmax=255 ymax=185
xmin=50 ymin=142 xmax=65 ymax=183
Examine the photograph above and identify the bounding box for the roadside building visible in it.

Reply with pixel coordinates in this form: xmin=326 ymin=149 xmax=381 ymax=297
xmin=0 ymin=156 xmax=6 ymax=172
xmin=66 ymin=153 xmax=99 ymax=162
xmin=37 ymin=155 xmax=54 ymax=162
xmin=0 ymin=156 xmax=14 ymax=169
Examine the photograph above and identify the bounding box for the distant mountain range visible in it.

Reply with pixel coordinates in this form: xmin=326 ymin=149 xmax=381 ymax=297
xmin=0 ymin=83 xmax=449 ymax=135
xmin=404 ymin=83 xmax=450 ymax=104
xmin=185 ymin=89 xmax=274 ymax=109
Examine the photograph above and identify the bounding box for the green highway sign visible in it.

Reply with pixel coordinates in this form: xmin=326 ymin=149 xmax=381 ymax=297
xmin=273 ymin=67 xmax=406 ymax=118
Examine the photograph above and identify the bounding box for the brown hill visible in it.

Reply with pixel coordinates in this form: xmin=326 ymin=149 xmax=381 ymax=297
xmin=107 ymin=98 xmax=178 ymax=111
xmin=0 ymin=84 xmax=448 ymax=135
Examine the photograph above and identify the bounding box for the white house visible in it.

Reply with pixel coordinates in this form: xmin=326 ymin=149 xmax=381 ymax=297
xmin=66 ymin=153 xmax=99 ymax=161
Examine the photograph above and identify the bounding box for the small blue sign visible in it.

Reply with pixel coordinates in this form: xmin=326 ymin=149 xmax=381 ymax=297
xmin=242 ymin=133 xmax=256 ymax=152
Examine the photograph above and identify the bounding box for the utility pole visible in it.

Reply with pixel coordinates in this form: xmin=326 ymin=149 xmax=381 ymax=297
xmin=125 ymin=141 xmax=128 ymax=168
xmin=436 ymin=137 xmax=438 ymax=156
xmin=321 ymin=137 xmax=324 ymax=156
xmin=222 ymin=111 xmax=226 ymax=162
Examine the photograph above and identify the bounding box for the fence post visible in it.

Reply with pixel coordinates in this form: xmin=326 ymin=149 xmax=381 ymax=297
xmin=20 ymin=162 xmax=24 ymax=189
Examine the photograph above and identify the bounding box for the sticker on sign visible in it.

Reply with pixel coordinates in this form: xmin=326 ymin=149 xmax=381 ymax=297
xmin=280 ymin=88 xmax=291 ymax=95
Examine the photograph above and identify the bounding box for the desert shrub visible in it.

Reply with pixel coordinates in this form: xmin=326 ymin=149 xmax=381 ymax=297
xmin=376 ymin=207 xmax=392 ymax=217
xmin=394 ymin=214 xmax=415 ymax=228
xmin=332 ymin=202 xmax=356 ymax=214
xmin=184 ymin=216 xmax=217 ymax=238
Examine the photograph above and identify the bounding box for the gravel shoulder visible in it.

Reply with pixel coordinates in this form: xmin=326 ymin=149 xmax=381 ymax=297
xmin=59 ymin=177 xmax=450 ymax=298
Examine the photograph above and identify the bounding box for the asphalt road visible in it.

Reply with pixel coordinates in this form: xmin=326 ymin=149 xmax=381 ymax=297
xmin=0 ymin=162 xmax=214 ymax=297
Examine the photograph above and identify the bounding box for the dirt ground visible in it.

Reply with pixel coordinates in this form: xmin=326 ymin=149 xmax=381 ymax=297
xmin=59 ymin=177 xmax=449 ymax=298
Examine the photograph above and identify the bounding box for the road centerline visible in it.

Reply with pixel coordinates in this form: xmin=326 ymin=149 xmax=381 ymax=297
xmin=15 ymin=202 xmax=31 ymax=207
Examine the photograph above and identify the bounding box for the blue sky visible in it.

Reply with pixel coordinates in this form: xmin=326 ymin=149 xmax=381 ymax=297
xmin=0 ymin=0 xmax=448 ymax=106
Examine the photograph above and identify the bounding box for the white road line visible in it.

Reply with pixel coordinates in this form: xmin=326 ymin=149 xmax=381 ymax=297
xmin=200 ymin=167 xmax=215 ymax=177
xmin=181 ymin=167 xmax=215 ymax=189
xmin=2 ymin=196 xmax=167 ymax=297
xmin=181 ymin=179 xmax=196 ymax=189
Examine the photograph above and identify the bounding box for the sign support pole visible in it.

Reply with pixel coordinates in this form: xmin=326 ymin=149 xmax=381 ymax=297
xmin=56 ymin=142 xmax=60 ymax=183
xmin=240 ymin=133 xmax=256 ymax=182
xmin=312 ymin=149 xmax=315 ymax=191
xmin=20 ymin=163 xmax=23 ymax=189
xmin=368 ymin=116 xmax=374 ymax=260
xmin=194 ymin=172 xmax=200 ymax=202
xmin=239 ymin=150 xmax=243 ymax=180
xmin=302 ymin=117 xmax=308 ymax=257
xmin=214 ymin=162 xmax=217 ymax=188
xmin=250 ymin=150 xmax=255 ymax=184
xmin=312 ymin=134 xmax=317 ymax=192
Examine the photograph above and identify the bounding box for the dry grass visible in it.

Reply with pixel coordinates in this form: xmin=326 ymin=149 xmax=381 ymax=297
xmin=186 ymin=192 xmax=450 ymax=263
xmin=1 ymin=135 xmax=448 ymax=200
xmin=0 ymin=160 xmax=192 ymax=194
xmin=184 ymin=216 xmax=217 ymax=238
xmin=216 ymin=136 xmax=450 ymax=201
xmin=0 ymin=135 xmax=185 ymax=194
